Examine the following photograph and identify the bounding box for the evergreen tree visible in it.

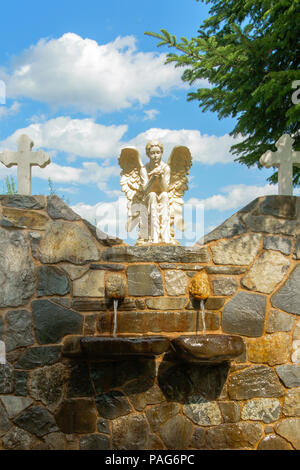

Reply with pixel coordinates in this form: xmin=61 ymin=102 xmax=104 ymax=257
xmin=145 ymin=0 xmax=300 ymax=185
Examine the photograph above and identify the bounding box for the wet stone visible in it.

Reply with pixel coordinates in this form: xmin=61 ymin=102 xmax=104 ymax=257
xmin=97 ymin=418 xmax=110 ymax=434
xmin=0 ymin=229 xmax=35 ymax=308
xmin=112 ymin=413 xmax=149 ymax=450
xmin=0 ymin=363 xmax=13 ymax=393
xmin=275 ymin=365 xmax=300 ymax=388
xmin=96 ymin=391 xmax=131 ymax=419
xmin=37 ymin=266 xmax=70 ymax=296
xmin=146 ymin=403 xmax=180 ymax=433
xmin=80 ymin=434 xmax=110 ymax=450
xmin=90 ymin=359 xmax=155 ymax=394
xmin=283 ymin=389 xmax=300 ymax=416
xmin=47 ymin=195 xmax=81 ymax=221
xmin=14 ymin=405 xmax=58 ymax=437
xmin=55 ymin=399 xmax=97 ymax=434
xmin=241 ymin=398 xmax=281 ymax=423
xmin=263 ymin=235 xmax=292 ymax=255
xmin=275 ymin=418 xmax=300 ymax=450
xmin=228 ymin=366 xmax=284 ymax=400
xmin=124 ymin=377 xmax=164 ymax=411
xmin=158 ymin=362 xmax=229 ymax=402
xmin=257 ymin=434 xmax=293 ymax=450
xmin=5 ymin=309 xmax=34 ymax=352
xmin=160 ymin=415 xmax=193 ymax=450
xmin=32 ymin=299 xmax=83 ymax=344
xmin=266 ymin=309 xmax=294 ymax=333
xmin=219 ymin=402 xmax=240 ymax=423
xmin=205 ymin=422 xmax=263 ymax=449
xmin=68 ymin=362 xmax=94 ymax=398
xmin=15 ymin=346 xmax=61 ymax=369
xmin=222 ymin=291 xmax=266 ymax=337
xmin=127 ymin=265 xmax=163 ymax=296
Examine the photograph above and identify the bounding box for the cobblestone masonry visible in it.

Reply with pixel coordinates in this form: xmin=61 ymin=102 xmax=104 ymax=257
xmin=0 ymin=194 xmax=300 ymax=450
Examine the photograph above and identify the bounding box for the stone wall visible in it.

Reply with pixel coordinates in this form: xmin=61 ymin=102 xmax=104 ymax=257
xmin=0 ymin=194 xmax=299 ymax=450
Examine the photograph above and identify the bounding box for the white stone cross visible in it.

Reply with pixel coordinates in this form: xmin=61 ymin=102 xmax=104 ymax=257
xmin=0 ymin=134 xmax=51 ymax=195
xmin=260 ymin=134 xmax=300 ymax=196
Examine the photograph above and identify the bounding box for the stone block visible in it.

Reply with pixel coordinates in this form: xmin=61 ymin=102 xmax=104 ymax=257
xmin=124 ymin=378 xmax=164 ymax=412
xmin=271 ymin=265 xmax=300 ymax=315
xmin=39 ymin=220 xmax=100 ymax=264
xmin=0 ymin=363 xmax=13 ymax=393
xmin=183 ymin=395 xmax=222 ymax=426
xmin=127 ymin=265 xmax=163 ymax=296
xmin=212 ymin=277 xmax=238 ymax=296
xmin=0 ymin=195 xmax=45 ymax=209
xmin=96 ymin=391 xmax=131 ymax=419
xmin=259 ymin=195 xmax=298 ymax=219
xmin=242 ymin=250 xmax=290 ymax=294
xmin=32 ymin=299 xmax=83 ymax=344
xmin=37 ymin=265 xmax=70 ymax=296
xmin=0 ymin=396 xmax=33 ymax=419
xmin=46 ymin=195 xmax=81 ymax=221
xmin=1 ymin=207 xmax=49 ymax=230
xmin=275 ymin=365 xmax=300 ymax=388
xmin=266 ymin=309 xmax=294 ymax=333
xmin=242 ymin=213 xmax=297 ymax=235
xmin=263 ymin=235 xmax=292 ymax=255
xmin=205 ymin=422 xmax=263 ymax=449
xmin=164 ymin=270 xmax=188 ymax=296
xmin=160 ymin=415 xmax=193 ymax=450
xmin=203 ymin=213 xmax=246 ymax=243
xmin=146 ymin=403 xmax=180 ymax=432
xmin=283 ymin=389 xmax=300 ymax=417
xmin=247 ymin=332 xmax=290 ymax=366
xmin=5 ymin=309 xmax=34 ymax=352
xmin=15 ymin=346 xmax=61 ymax=369
xmin=55 ymin=399 xmax=97 ymax=434
xmin=102 ymin=245 xmax=210 ymax=263
xmin=0 ymin=229 xmax=35 ymax=307
xmin=80 ymin=434 xmax=110 ymax=450
xmin=257 ymin=434 xmax=293 ymax=450
xmin=222 ymin=291 xmax=266 ymax=337
xmin=228 ymin=366 xmax=284 ymax=400
xmin=241 ymin=398 xmax=281 ymax=423
xmin=29 ymin=363 xmax=67 ymax=409
xmin=14 ymin=405 xmax=58 ymax=437
xmin=275 ymin=418 xmax=300 ymax=449
xmin=2 ymin=426 xmax=35 ymax=450
xmin=211 ymin=233 xmax=262 ymax=265
xmin=112 ymin=413 xmax=150 ymax=450
xmin=73 ymin=270 xmax=105 ymax=297
xmin=145 ymin=297 xmax=187 ymax=310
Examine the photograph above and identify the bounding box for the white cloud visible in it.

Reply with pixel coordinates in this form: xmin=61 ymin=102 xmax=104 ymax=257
xmin=187 ymin=184 xmax=279 ymax=212
xmin=5 ymin=33 xmax=186 ymax=113
xmin=127 ymin=128 xmax=242 ymax=164
xmin=143 ymin=109 xmax=159 ymax=121
xmin=0 ymin=116 xmax=128 ymax=159
xmin=0 ymin=101 xmax=21 ymax=119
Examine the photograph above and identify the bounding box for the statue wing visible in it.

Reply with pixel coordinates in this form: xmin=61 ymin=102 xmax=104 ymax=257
xmin=167 ymin=146 xmax=192 ymax=231
xmin=118 ymin=147 xmax=144 ymax=232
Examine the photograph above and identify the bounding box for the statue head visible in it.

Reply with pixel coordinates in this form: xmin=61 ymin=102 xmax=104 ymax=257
xmin=145 ymin=140 xmax=163 ymax=167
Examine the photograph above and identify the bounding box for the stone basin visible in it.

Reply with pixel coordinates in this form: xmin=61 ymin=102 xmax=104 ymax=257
xmin=79 ymin=336 xmax=170 ymax=359
xmin=170 ymin=334 xmax=244 ymax=364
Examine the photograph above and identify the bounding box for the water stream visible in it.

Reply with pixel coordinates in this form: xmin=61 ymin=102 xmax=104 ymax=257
xmin=113 ymin=299 xmax=118 ymax=337
xmin=200 ymin=299 xmax=206 ymax=335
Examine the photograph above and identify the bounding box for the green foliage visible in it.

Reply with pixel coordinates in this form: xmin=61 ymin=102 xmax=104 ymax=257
xmin=1 ymin=176 xmax=17 ymax=194
xmin=145 ymin=0 xmax=300 ymax=185
xmin=47 ymin=177 xmax=70 ymax=205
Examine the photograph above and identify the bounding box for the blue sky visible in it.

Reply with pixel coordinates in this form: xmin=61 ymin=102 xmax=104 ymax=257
xmin=0 ymin=0 xmax=285 ymax=244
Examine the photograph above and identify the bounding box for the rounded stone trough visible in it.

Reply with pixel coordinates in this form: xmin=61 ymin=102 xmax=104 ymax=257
xmin=170 ymin=334 xmax=244 ymax=364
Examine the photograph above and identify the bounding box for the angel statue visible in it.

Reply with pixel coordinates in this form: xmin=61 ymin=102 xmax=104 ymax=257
xmin=118 ymin=140 xmax=192 ymax=245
